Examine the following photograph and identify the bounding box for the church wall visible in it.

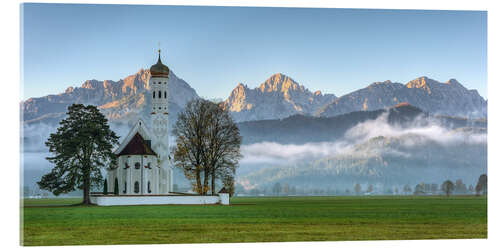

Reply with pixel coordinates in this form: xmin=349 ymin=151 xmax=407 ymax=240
xmin=109 ymin=154 xmax=161 ymax=195
xmin=90 ymin=194 xmax=229 ymax=206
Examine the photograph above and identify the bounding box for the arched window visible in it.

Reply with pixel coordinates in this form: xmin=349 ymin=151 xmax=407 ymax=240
xmin=114 ymin=178 xmax=119 ymax=195
xmin=158 ymin=91 xmax=161 ymax=98
xmin=134 ymin=181 xmax=140 ymax=193
xmin=164 ymin=91 xmax=167 ymax=98
xmin=148 ymin=181 xmax=151 ymax=193
xmin=135 ymin=162 xmax=140 ymax=169
xmin=153 ymin=91 xmax=155 ymax=98
xmin=123 ymin=181 xmax=127 ymax=194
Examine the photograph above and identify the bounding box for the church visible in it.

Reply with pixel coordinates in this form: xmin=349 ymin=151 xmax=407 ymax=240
xmin=105 ymin=49 xmax=173 ymax=195
xmin=91 ymin=50 xmax=229 ymax=206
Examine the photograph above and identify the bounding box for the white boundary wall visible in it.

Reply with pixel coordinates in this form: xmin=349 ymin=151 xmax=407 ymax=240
xmin=90 ymin=194 xmax=229 ymax=206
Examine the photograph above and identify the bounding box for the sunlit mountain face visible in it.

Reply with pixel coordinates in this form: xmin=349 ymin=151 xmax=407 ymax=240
xmin=21 ymin=71 xmax=487 ymax=194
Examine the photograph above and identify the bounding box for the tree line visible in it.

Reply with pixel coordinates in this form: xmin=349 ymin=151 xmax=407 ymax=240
xmin=238 ymin=174 xmax=487 ymax=197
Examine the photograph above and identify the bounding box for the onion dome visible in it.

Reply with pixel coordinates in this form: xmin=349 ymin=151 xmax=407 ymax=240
xmin=150 ymin=49 xmax=170 ymax=77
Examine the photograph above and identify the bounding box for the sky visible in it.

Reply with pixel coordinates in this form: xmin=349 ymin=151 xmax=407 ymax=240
xmin=21 ymin=3 xmax=487 ymax=100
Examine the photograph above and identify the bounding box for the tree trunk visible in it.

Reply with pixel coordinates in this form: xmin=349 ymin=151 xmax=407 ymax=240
xmin=211 ymin=170 xmax=216 ymax=195
xmin=203 ymin=167 xmax=210 ymax=195
xmin=82 ymin=167 xmax=91 ymax=205
xmin=195 ymin=167 xmax=202 ymax=195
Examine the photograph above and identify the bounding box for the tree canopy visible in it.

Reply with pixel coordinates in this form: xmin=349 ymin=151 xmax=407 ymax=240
xmin=441 ymin=180 xmax=455 ymax=197
xmin=172 ymin=99 xmax=242 ymax=195
xmin=475 ymin=174 xmax=487 ymax=196
xmin=38 ymin=104 xmax=119 ymax=204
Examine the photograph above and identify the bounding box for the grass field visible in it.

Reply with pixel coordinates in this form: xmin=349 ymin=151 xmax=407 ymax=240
xmin=21 ymin=195 xmax=487 ymax=246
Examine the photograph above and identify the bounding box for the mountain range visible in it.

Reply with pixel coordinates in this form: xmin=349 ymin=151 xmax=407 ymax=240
xmin=21 ymin=70 xmax=487 ymax=127
xmin=316 ymin=77 xmax=487 ymax=119
xmin=21 ymin=70 xmax=487 ymax=191
xmin=22 ymin=69 xmax=198 ymax=126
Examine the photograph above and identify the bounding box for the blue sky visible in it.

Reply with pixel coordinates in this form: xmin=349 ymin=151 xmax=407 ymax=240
xmin=21 ymin=3 xmax=487 ymax=100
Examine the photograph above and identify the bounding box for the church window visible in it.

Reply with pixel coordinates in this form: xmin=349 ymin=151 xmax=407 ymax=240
xmin=164 ymin=91 xmax=167 ymax=98
xmin=114 ymin=178 xmax=118 ymax=195
xmin=135 ymin=162 xmax=140 ymax=169
xmin=153 ymin=91 xmax=155 ymax=98
xmin=123 ymin=181 xmax=127 ymax=194
xmin=134 ymin=181 xmax=140 ymax=193
xmin=158 ymin=91 xmax=162 ymax=98
xmin=148 ymin=181 xmax=151 ymax=193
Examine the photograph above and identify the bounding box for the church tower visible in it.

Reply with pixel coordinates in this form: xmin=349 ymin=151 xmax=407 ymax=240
xmin=149 ymin=49 xmax=173 ymax=194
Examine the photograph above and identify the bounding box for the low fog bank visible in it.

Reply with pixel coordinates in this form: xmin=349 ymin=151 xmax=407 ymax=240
xmin=238 ymin=112 xmax=487 ymax=192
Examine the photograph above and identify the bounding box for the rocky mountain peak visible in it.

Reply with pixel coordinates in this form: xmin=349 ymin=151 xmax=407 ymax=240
xmin=65 ymin=87 xmax=74 ymax=93
xmin=81 ymin=79 xmax=101 ymax=89
xmin=406 ymin=76 xmax=430 ymax=88
xmin=258 ymin=73 xmax=304 ymax=94
xmin=224 ymin=73 xmax=337 ymax=122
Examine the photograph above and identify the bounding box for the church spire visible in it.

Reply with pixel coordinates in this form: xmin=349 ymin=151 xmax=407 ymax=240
xmin=150 ymin=44 xmax=169 ymax=77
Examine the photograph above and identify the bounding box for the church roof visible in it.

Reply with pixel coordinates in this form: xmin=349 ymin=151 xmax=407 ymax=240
xmin=218 ymin=187 xmax=229 ymax=194
xmin=150 ymin=50 xmax=170 ymax=78
xmin=117 ymin=132 xmax=157 ymax=156
xmin=113 ymin=119 xmax=153 ymax=155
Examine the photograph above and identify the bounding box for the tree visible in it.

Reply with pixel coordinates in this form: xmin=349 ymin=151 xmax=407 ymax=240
xmin=273 ymin=182 xmax=282 ymax=196
xmin=455 ymin=179 xmax=467 ymax=194
xmin=172 ymin=99 xmax=242 ymax=195
xmin=441 ymin=180 xmax=455 ymax=197
xmin=403 ymin=184 xmax=412 ymax=195
xmin=354 ymin=183 xmax=362 ymax=195
xmin=283 ymin=183 xmax=289 ymax=195
xmin=203 ymin=101 xmax=242 ymax=195
xmin=103 ymin=179 xmax=108 ymax=195
xmin=431 ymin=184 xmax=439 ymax=194
xmin=475 ymin=174 xmax=487 ymax=196
xmin=414 ymin=183 xmax=424 ymax=195
xmin=172 ymin=99 xmax=211 ymax=194
xmin=221 ymin=167 xmax=236 ymax=197
xmin=366 ymin=184 xmax=374 ymax=193
xmin=38 ymin=104 xmax=119 ymax=204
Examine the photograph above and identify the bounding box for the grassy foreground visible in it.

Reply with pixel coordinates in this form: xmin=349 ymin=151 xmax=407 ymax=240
xmin=21 ymin=196 xmax=487 ymax=246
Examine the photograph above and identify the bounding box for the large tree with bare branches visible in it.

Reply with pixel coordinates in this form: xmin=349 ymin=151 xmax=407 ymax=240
xmin=172 ymin=99 xmax=241 ymax=195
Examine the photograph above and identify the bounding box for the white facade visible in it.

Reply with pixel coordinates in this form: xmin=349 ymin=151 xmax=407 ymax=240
xmin=106 ymin=120 xmax=167 ymax=195
xmin=150 ymin=71 xmax=173 ymax=194
xmin=105 ymin=50 xmax=173 ymax=195
xmin=90 ymin=194 xmax=229 ymax=206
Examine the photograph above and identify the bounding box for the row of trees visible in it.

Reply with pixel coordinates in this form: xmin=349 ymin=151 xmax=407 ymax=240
xmin=441 ymin=174 xmax=487 ymax=197
xmin=243 ymin=175 xmax=488 ymax=197
xmin=171 ymin=99 xmax=242 ymax=196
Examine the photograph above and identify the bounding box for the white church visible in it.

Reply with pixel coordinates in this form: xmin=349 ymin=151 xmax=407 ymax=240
xmin=90 ymin=50 xmax=229 ymax=206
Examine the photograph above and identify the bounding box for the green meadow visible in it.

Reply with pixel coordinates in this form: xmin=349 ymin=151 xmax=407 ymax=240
xmin=21 ymin=196 xmax=487 ymax=246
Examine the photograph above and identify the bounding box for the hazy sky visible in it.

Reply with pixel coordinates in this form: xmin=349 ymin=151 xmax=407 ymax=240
xmin=21 ymin=3 xmax=487 ymax=100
